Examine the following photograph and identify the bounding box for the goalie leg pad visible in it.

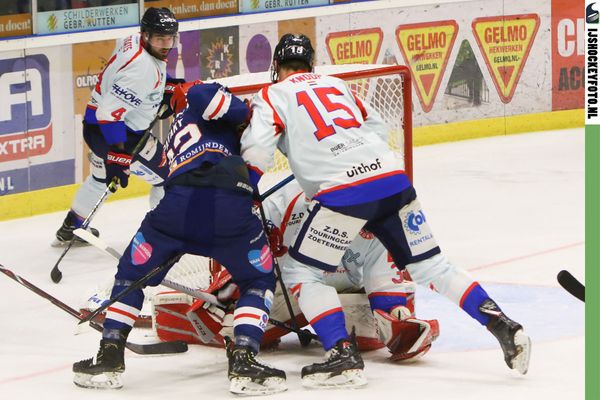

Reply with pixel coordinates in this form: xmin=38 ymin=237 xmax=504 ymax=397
xmin=374 ymin=307 xmax=440 ymax=362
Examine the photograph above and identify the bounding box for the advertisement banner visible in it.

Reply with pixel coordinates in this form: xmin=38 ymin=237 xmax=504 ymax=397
xmin=144 ymin=0 xmax=238 ymax=19
xmin=552 ymin=0 xmax=584 ymax=110
xmin=325 ymin=28 xmax=383 ymax=65
xmin=239 ymin=0 xmax=328 ymax=14
xmin=200 ymin=26 xmax=240 ymax=80
xmin=239 ymin=24 xmax=278 ymax=74
xmin=166 ymin=31 xmax=201 ymax=81
xmin=36 ymin=4 xmax=138 ymax=35
xmin=0 ymin=13 xmax=32 ymax=38
xmin=472 ymin=14 xmax=540 ymax=103
xmin=0 ymin=47 xmax=75 ymax=196
xmin=396 ymin=21 xmax=458 ymax=113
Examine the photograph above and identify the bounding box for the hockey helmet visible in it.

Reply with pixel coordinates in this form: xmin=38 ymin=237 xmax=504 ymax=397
xmin=271 ymin=34 xmax=314 ymax=82
xmin=170 ymin=80 xmax=202 ymax=115
xmin=141 ymin=7 xmax=178 ymax=36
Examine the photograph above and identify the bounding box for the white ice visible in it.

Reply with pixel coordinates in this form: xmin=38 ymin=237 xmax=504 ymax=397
xmin=0 ymin=128 xmax=584 ymax=400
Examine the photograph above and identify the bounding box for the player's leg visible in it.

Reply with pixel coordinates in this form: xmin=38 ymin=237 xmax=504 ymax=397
xmin=73 ymin=203 xmax=185 ymax=389
xmin=204 ymin=188 xmax=286 ymax=395
xmin=282 ymin=250 xmax=366 ymax=386
xmin=361 ymin=188 xmax=531 ymax=374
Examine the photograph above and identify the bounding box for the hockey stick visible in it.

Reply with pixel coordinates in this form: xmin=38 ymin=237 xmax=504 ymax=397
xmin=74 ymin=229 xmax=320 ymax=343
xmin=557 ymin=270 xmax=585 ymax=302
xmin=50 ymin=106 xmax=167 ymax=284
xmin=50 ymin=181 xmax=116 ymax=283
xmin=0 ymin=265 xmax=187 ymax=355
xmin=79 ymin=253 xmax=182 ymax=325
xmin=256 ymin=200 xmax=313 ymax=347
xmin=257 ymin=174 xmax=294 ymax=202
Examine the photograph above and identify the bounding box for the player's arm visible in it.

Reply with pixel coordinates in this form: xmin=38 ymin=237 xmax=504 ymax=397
xmin=186 ymin=83 xmax=250 ymax=128
xmin=159 ymin=74 xmax=186 ymax=119
xmin=240 ymin=87 xmax=283 ymax=185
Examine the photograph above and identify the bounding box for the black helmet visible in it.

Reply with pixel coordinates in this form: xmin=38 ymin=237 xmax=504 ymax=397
xmin=141 ymin=7 xmax=178 ymax=35
xmin=271 ymin=34 xmax=314 ymax=82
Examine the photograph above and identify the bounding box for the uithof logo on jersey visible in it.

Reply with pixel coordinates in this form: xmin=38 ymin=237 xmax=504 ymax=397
xmin=346 ymin=158 xmax=382 ymax=178
xmin=0 ymin=55 xmax=52 ymax=162
xmin=587 ymin=3 xmax=599 ymax=24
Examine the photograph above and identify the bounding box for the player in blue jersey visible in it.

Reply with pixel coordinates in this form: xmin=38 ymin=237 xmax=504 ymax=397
xmin=72 ymin=81 xmax=286 ymax=395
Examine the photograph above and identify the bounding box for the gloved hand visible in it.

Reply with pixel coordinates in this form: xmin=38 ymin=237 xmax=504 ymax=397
xmin=160 ymin=77 xmax=186 ymax=119
xmin=106 ymin=146 xmax=132 ymax=191
xmin=266 ymin=221 xmax=288 ymax=257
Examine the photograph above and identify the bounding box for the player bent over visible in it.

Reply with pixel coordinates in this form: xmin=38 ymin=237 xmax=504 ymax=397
xmin=54 ymin=7 xmax=184 ymax=246
xmin=240 ymin=34 xmax=531 ymax=386
xmin=73 ymin=81 xmax=286 ymax=395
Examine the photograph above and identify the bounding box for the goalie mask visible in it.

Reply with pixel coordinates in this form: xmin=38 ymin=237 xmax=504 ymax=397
xmin=271 ymin=33 xmax=315 ymax=83
xmin=170 ymin=80 xmax=202 ymax=115
xmin=141 ymin=7 xmax=179 ymax=60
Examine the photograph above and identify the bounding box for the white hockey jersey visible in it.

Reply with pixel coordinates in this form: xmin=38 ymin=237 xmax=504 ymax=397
xmin=87 ymin=34 xmax=167 ymax=133
xmin=241 ymin=71 xmax=411 ymax=207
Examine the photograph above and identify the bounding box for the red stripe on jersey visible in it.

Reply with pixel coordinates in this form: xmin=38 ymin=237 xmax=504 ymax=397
xmin=208 ymin=92 xmax=226 ymax=120
xmin=261 ymin=87 xmax=285 ymax=135
xmin=95 ymin=54 xmax=117 ymax=95
xmin=314 ymin=171 xmax=405 ymax=198
xmin=153 ymin=67 xmax=161 ymax=89
xmin=107 ymin=306 xmax=137 ymax=321
xmin=310 ymin=307 xmax=343 ymax=325
xmin=234 ymin=313 xmax=261 ymax=320
xmin=280 ymin=192 xmax=304 ymax=236
xmin=353 ymin=93 xmax=368 ymax=120
xmin=118 ymin=41 xmax=144 ymax=72
xmin=459 ymin=282 xmax=479 ymax=308
xmin=247 ymin=164 xmax=264 ymax=177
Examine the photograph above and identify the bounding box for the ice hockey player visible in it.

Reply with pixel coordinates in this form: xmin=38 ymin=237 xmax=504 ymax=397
xmin=72 ymin=81 xmax=286 ymax=395
xmin=240 ymin=33 xmax=531 ymax=385
xmin=54 ymin=7 xmax=184 ymax=246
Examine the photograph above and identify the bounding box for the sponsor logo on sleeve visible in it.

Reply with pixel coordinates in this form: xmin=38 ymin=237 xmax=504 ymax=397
xmin=0 ymin=54 xmax=52 ymax=162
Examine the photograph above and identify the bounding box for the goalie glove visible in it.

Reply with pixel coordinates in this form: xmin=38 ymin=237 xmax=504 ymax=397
xmin=374 ymin=306 xmax=440 ymax=362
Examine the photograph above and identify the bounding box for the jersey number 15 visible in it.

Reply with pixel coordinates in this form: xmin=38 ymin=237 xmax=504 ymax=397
xmin=296 ymin=86 xmax=361 ymax=141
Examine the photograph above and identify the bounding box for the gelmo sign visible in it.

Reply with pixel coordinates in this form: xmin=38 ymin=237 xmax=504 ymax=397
xmin=0 ymin=55 xmax=52 ymax=163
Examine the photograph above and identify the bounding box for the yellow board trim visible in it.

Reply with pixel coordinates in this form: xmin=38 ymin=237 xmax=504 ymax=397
xmin=0 ymin=109 xmax=584 ymax=222
xmin=0 ymin=177 xmax=150 ymax=221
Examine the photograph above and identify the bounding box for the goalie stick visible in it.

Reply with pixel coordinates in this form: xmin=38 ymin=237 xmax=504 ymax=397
xmin=73 ymin=228 xmax=319 ymax=344
xmin=557 ymin=269 xmax=585 ymax=302
xmin=0 ymin=264 xmax=188 ymax=355
xmin=50 ymin=105 xmax=167 ymax=284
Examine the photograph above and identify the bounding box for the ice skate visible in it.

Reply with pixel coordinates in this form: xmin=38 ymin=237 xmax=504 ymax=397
xmin=73 ymin=339 xmax=125 ymax=389
xmin=52 ymin=211 xmax=99 ymax=247
xmin=227 ymin=343 xmax=286 ymax=395
xmin=480 ymin=299 xmax=531 ymax=374
xmin=301 ymin=335 xmax=367 ymax=389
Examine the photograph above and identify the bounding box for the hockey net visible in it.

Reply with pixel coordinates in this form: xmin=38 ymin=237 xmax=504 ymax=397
xmin=82 ymin=64 xmax=412 ymax=325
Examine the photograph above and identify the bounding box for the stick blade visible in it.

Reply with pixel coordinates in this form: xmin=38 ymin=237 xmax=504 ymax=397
xmin=557 ymin=270 xmax=585 ymax=302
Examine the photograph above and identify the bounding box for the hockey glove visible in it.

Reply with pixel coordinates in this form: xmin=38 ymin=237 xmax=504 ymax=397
xmin=106 ymin=147 xmax=132 ymax=191
xmin=266 ymin=221 xmax=288 ymax=257
xmin=160 ymin=77 xmax=186 ymax=119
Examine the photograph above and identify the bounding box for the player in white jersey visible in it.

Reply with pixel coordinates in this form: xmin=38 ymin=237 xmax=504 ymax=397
xmin=241 ymin=34 xmax=531 ymax=385
xmin=53 ymin=7 xmax=183 ymax=246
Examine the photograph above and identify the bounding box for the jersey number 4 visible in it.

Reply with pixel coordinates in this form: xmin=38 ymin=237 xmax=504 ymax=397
xmin=296 ymin=87 xmax=361 ymax=141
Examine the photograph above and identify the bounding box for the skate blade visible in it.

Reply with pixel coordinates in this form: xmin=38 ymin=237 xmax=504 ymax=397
xmin=511 ymin=330 xmax=532 ymax=375
xmin=302 ymin=369 xmax=367 ymax=389
xmin=73 ymin=372 xmax=123 ymax=389
xmin=229 ymin=377 xmax=287 ymax=396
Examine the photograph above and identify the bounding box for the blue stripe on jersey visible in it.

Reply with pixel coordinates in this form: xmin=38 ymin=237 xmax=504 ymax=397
xmin=368 ymin=294 xmax=409 ymax=313
xmin=314 ymin=173 xmax=411 ymax=207
xmin=99 ymin=121 xmax=127 ymax=145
